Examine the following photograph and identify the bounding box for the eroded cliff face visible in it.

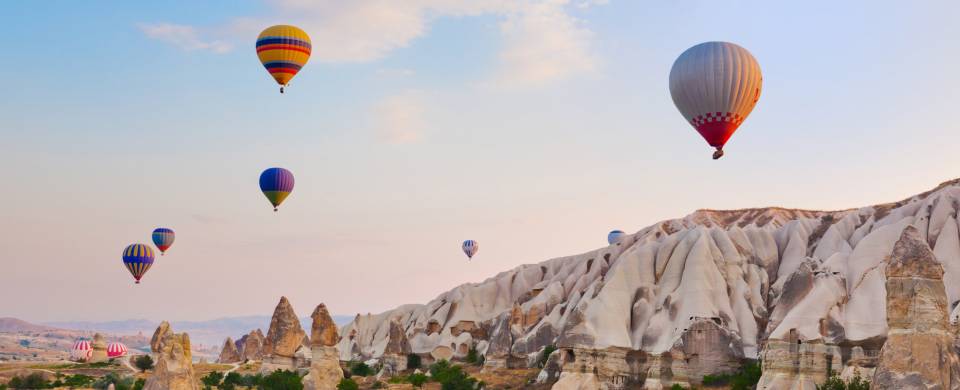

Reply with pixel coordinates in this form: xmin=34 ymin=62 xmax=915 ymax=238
xmin=337 ymin=179 xmax=960 ymax=389
xmin=144 ymin=322 xmax=199 ymax=390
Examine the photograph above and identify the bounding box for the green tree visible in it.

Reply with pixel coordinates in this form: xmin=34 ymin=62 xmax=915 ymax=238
xmin=406 ymin=353 xmax=422 ymax=370
xmin=407 ymin=372 xmax=428 ymax=388
xmin=336 ymin=378 xmax=359 ymax=390
xmin=259 ymin=369 xmax=303 ymax=390
xmin=429 ymin=360 xmax=478 ymax=390
xmin=349 ymin=361 xmax=373 ymax=377
xmin=133 ymin=378 xmax=146 ymax=390
xmin=133 ymin=355 xmax=155 ymax=372
xmin=92 ymin=372 xmax=135 ymax=390
xmin=201 ymin=371 xmax=225 ymax=388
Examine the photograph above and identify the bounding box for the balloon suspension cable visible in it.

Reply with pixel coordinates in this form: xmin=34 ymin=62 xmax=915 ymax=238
xmin=712 ymin=148 xmax=724 ymax=160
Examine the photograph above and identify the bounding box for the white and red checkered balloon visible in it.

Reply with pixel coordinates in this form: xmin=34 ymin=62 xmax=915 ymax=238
xmin=669 ymin=41 xmax=762 ymax=159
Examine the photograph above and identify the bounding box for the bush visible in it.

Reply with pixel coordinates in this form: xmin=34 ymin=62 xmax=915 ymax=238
xmin=730 ymin=361 xmax=762 ymax=390
xmin=464 ymin=346 xmax=482 ymax=366
xmin=670 ymin=385 xmax=685 ymax=390
xmin=406 ymin=353 xmax=422 ymax=370
xmin=537 ymin=345 xmax=557 ymax=368
xmin=817 ymin=372 xmax=870 ymax=390
xmin=63 ymin=374 xmax=95 ymax=387
xmin=201 ymin=371 xmax=224 ymax=387
xmin=133 ymin=378 xmax=145 ymax=390
xmin=371 ymin=381 xmax=385 ymax=389
xmin=349 ymin=361 xmax=374 ymax=377
xmin=429 ymin=360 xmax=479 ymax=390
xmin=133 ymin=355 xmax=154 ymax=372
xmin=336 ymin=378 xmax=359 ymax=390
xmin=223 ymin=371 xmax=243 ymax=387
xmin=259 ymin=369 xmax=303 ymax=390
xmin=92 ymin=373 xmax=135 ymax=390
xmin=8 ymin=373 xmax=50 ymax=389
xmin=408 ymin=372 xmax=428 ymax=388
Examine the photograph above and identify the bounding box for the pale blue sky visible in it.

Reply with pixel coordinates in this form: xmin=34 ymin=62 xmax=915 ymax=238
xmin=2 ymin=0 xmax=959 ymax=322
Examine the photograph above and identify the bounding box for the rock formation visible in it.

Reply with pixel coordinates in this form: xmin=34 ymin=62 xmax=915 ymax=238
xmin=239 ymin=329 xmax=265 ymax=361
xmin=303 ymin=303 xmax=343 ymax=390
xmin=329 ymin=179 xmax=960 ymax=388
xmin=90 ymin=333 xmax=108 ymax=362
xmin=218 ymin=337 xmax=241 ymax=363
xmin=873 ymin=226 xmax=960 ymax=389
xmin=261 ymin=296 xmax=308 ymax=373
xmin=144 ymin=321 xmax=199 ymax=390
xmin=381 ymin=319 xmax=412 ymax=373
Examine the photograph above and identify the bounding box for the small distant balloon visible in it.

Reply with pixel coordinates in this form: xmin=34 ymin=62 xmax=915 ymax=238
xmin=462 ymin=240 xmax=479 ymax=260
xmin=259 ymin=168 xmax=295 ymax=212
xmin=107 ymin=342 xmax=127 ymax=358
xmin=256 ymin=25 xmax=312 ymax=93
xmin=152 ymin=228 xmax=175 ymax=255
xmin=669 ymin=41 xmax=762 ymax=160
xmin=122 ymin=244 xmax=154 ymax=284
xmin=607 ymin=230 xmax=625 ymax=245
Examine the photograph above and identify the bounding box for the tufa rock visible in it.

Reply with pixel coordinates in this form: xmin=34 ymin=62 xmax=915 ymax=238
xmin=143 ymin=322 xmax=199 ymax=390
xmin=240 ymin=329 xmax=265 ymax=361
xmin=218 ymin=337 xmax=241 ymax=363
xmin=311 ymin=304 xmax=339 ymax=347
xmin=263 ymin=296 xmax=307 ymax=358
xmin=90 ymin=333 xmax=108 ymax=363
xmin=873 ymin=226 xmax=960 ymax=389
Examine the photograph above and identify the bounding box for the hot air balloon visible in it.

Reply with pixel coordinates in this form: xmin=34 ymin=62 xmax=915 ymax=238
xmin=71 ymin=339 xmax=92 ymax=361
xmin=669 ymin=41 xmax=762 ymax=159
xmin=256 ymin=25 xmax=311 ymax=93
xmin=462 ymin=240 xmax=478 ymax=260
xmin=107 ymin=342 xmax=127 ymax=358
xmin=152 ymin=228 xmax=175 ymax=255
xmin=608 ymin=230 xmax=625 ymax=245
xmin=122 ymin=244 xmax=155 ymax=284
xmin=259 ymin=167 xmax=295 ymax=212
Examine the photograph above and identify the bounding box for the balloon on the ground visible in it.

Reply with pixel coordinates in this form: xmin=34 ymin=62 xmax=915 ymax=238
xmin=107 ymin=342 xmax=127 ymax=358
xmin=259 ymin=167 xmax=295 ymax=212
xmin=462 ymin=240 xmax=479 ymax=259
xmin=122 ymin=243 xmax=155 ymax=284
xmin=608 ymin=230 xmax=625 ymax=245
xmin=256 ymin=25 xmax=311 ymax=93
xmin=71 ymin=339 xmax=92 ymax=361
xmin=669 ymin=41 xmax=762 ymax=159
xmin=152 ymin=228 xmax=175 ymax=255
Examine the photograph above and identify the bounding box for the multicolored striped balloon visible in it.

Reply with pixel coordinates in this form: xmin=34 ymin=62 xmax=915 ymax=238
xmin=259 ymin=167 xmax=295 ymax=212
xmin=256 ymin=25 xmax=311 ymax=93
xmin=607 ymin=230 xmax=625 ymax=245
xmin=152 ymin=228 xmax=175 ymax=255
xmin=669 ymin=41 xmax=762 ymax=159
xmin=122 ymin=243 xmax=154 ymax=284
xmin=462 ymin=240 xmax=479 ymax=260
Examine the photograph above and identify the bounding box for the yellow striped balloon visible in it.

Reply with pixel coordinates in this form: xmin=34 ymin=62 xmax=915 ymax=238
xmin=256 ymin=25 xmax=312 ymax=93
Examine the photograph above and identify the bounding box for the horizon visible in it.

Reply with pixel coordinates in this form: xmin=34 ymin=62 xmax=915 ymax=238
xmin=4 ymin=0 xmax=960 ymax=323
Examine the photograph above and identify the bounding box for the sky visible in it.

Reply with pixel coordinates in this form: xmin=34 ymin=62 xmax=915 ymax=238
xmin=2 ymin=0 xmax=960 ymax=323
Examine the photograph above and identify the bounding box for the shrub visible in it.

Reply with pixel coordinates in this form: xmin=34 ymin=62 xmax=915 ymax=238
xmin=92 ymin=373 xmax=135 ymax=390
xmin=201 ymin=371 xmax=225 ymax=387
xmin=223 ymin=371 xmax=243 ymax=387
xmin=465 ymin=346 xmax=482 ymax=366
xmin=63 ymin=374 xmax=95 ymax=387
xmin=817 ymin=372 xmax=870 ymax=390
xmin=429 ymin=360 xmax=478 ymax=390
xmin=371 ymin=381 xmax=386 ymax=389
xmin=406 ymin=353 xmax=422 ymax=369
xmin=133 ymin=378 xmax=145 ymax=390
xmin=8 ymin=373 xmax=50 ymax=389
xmin=259 ymin=369 xmax=303 ymax=390
xmin=408 ymin=372 xmax=428 ymax=388
xmin=336 ymin=378 xmax=359 ymax=390
xmin=538 ymin=345 xmax=557 ymax=368
xmin=349 ymin=361 xmax=373 ymax=377
xmin=133 ymin=355 xmax=154 ymax=372
xmin=670 ymin=385 xmax=685 ymax=390
xmin=730 ymin=361 xmax=762 ymax=390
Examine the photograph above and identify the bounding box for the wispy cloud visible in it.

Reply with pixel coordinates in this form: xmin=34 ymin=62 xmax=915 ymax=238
xmin=138 ymin=23 xmax=232 ymax=54
xmin=372 ymin=90 xmax=428 ymax=144
xmin=140 ymin=0 xmax=603 ymax=85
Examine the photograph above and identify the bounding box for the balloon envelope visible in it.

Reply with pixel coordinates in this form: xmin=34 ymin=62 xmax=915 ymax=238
xmin=462 ymin=240 xmax=478 ymax=259
xmin=152 ymin=228 xmax=175 ymax=255
xmin=122 ymin=243 xmax=154 ymax=284
xmin=259 ymin=168 xmax=295 ymax=211
xmin=607 ymin=230 xmax=625 ymax=245
xmin=256 ymin=25 xmax=311 ymax=90
xmin=107 ymin=342 xmax=127 ymax=358
xmin=669 ymin=41 xmax=762 ymax=156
